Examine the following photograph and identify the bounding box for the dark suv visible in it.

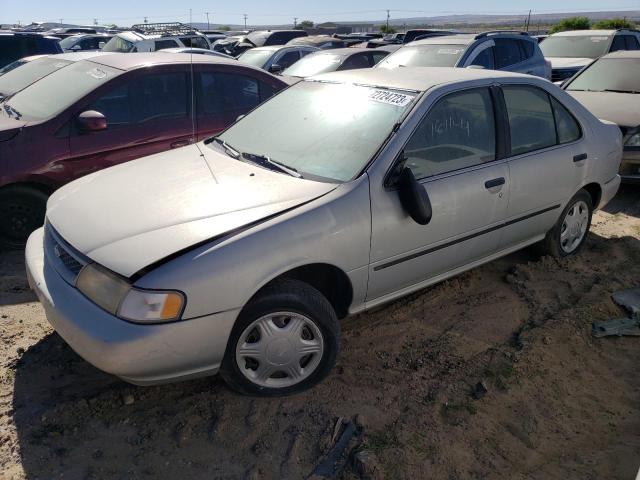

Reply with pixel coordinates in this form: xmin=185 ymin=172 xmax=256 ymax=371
xmin=0 ymin=53 xmax=288 ymax=247
xmin=0 ymin=32 xmax=63 ymax=68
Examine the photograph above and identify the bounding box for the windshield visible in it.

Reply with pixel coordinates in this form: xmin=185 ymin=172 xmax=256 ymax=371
xmin=282 ymin=53 xmax=342 ymax=77
xmin=238 ymin=49 xmax=274 ymax=68
xmin=540 ymin=35 xmax=610 ymax=58
xmin=377 ymin=44 xmax=466 ymax=69
xmin=566 ymin=58 xmax=640 ymax=93
xmin=102 ymin=36 xmax=135 ymax=53
xmin=5 ymin=60 xmax=121 ymax=120
xmin=59 ymin=36 xmax=80 ymax=49
xmin=216 ymin=81 xmax=416 ymax=182
xmin=0 ymin=57 xmax=73 ymax=98
xmin=246 ymin=31 xmax=270 ymax=47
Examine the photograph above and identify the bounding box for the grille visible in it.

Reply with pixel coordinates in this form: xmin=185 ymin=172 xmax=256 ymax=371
xmin=54 ymin=243 xmax=84 ymax=276
xmin=44 ymin=224 xmax=88 ymax=283
xmin=551 ymin=68 xmax=578 ymax=83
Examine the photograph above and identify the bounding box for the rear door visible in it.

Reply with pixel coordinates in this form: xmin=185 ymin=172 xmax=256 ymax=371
xmin=498 ymin=84 xmax=584 ymax=249
xmin=494 ymin=38 xmax=525 ymax=73
xmin=367 ymin=86 xmax=510 ymax=302
xmin=67 ymin=66 xmax=193 ymax=180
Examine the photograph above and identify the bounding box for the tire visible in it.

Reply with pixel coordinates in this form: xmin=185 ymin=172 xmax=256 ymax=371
xmin=220 ymin=278 xmax=340 ymax=397
xmin=539 ymin=189 xmax=593 ymax=258
xmin=0 ymin=186 xmax=49 ymax=250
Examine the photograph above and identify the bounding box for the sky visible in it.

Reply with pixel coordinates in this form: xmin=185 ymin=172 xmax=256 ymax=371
xmin=2 ymin=0 xmax=639 ymax=27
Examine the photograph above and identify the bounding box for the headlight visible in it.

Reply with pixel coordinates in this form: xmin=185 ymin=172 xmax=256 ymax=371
xmin=625 ymin=131 xmax=640 ymax=147
xmin=76 ymin=263 xmax=185 ymax=323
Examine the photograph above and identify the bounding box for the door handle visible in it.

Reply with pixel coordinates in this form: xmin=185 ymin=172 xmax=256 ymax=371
xmin=573 ymin=153 xmax=588 ymax=162
xmin=171 ymin=140 xmax=191 ymax=149
xmin=484 ymin=177 xmax=505 ymax=189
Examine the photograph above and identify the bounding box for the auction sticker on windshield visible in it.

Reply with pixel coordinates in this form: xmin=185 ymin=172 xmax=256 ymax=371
xmin=368 ymin=89 xmax=415 ymax=107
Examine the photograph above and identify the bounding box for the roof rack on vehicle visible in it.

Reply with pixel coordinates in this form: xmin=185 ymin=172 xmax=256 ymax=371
xmin=131 ymin=22 xmax=200 ymax=36
xmin=474 ymin=30 xmax=530 ymax=39
xmin=615 ymin=28 xmax=640 ymax=33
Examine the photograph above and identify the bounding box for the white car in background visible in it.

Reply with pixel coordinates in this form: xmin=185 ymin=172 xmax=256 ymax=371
xmin=102 ymin=22 xmax=211 ymax=53
xmin=540 ymin=29 xmax=640 ymax=83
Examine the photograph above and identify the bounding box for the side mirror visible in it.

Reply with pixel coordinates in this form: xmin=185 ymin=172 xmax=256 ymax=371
xmin=397 ymin=167 xmax=432 ymax=225
xmin=77 ymin=110 xmax=107 ymax=133
xmin=269 ymin=63 xmax=283 ymax=74
xmin=98 ymin=41 xmax=106 ymax=49
xmin=236 ymin=114 xmax=245 ymax=122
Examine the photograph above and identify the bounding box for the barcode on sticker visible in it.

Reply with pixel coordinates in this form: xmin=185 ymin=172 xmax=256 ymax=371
xmin=369 ymin=90 xmax=415 ymax=107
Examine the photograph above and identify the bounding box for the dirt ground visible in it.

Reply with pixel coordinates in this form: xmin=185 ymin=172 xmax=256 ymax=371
xmin=1 ymin=187 xmax=639 ymax=480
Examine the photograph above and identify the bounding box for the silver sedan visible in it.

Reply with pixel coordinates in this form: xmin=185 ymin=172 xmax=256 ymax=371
xmin=26 ymin=67 xmax=622 ymax=396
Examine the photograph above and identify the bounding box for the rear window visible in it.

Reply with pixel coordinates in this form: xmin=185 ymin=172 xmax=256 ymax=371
xmin=494 ymin=39 xmax=523 ymax=68
xmin=376 ymin=44 xmax=466 ymax=69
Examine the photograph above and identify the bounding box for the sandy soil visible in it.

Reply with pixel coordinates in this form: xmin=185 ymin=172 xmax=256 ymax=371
xmin=1 ymin=186 xmax=639 ymax=480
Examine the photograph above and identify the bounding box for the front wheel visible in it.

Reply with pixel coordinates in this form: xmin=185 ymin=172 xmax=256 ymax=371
xmin=220 ymin=279 xmax=340 ymax=396
xmin=0 ymin=186 xmax=49 ymax=250
xmin=539 ymin=189 xmax=593 ymax=258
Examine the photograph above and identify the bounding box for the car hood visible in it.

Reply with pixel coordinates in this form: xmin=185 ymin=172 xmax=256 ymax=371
xmin=0 ymin=114 xmax=27 ymax=142
xmin=47 ymin=143 xmax=337 ymax=277
xmin=547 ymin=57 xmax=592 ymax=69
xmin=566 ymin=91 xmax=640 ymax=128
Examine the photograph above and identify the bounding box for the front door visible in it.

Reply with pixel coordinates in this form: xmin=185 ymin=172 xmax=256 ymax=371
xmin=367 ymin=87 xmax=510 ymax=303
xmin=67 ymin=67 xmax=193 ymax=180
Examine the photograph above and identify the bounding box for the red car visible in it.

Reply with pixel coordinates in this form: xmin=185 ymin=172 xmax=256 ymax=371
xmin=0 ymin=52 xmax=288 ymax=247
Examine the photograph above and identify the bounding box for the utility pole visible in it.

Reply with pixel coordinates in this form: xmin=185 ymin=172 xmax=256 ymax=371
xmin=206 ymin=12 xmax=210 ymax=30
xmin=59 ymin=18 xmax=63 ymax=25
xmin=93 ymin=18 xmax=98 ymax=26
xmin=525 ymin=10 xmax=532 ymax=32
xmin=144 ymin=16 xmax=148 ymax=24
xmin=386 ymin=9 xmax=390 ymax=31
xmin=243 ymin=14 xmax=248 ymax=29
xmin=294 ymin=17 xmax=298 ymax=28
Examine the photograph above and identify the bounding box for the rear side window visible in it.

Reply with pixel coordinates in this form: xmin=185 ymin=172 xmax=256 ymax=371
xmin=276 ymin=51 xmax=300 ymax=69
xmin=0 ymin=37 xmax=25 ymax=66
xmin=503 ymin=86 xmax=556 ymax=155
xmin=494 ymin=39 xmax=523 ymax=68
xmin=370 ymin=51 xmax=389 ymax=64
xmin=551 ymin=97 xmax=581 ymax=144
xmin=624 ymin=35 xmax=640 ymax=50
xmin=403 ymin=88 xmax=496 ymax=179
xmin=180 ymin=36 xmax=209 ymax=49
xmin=155 ymin=39 xmax=179 ymax=50
xmin=341 ymin=53 xmax=372 ymax=70
xmin=610 ymin=36 xmax=626 ymax=52
xmin=519 ymin=39 xmax=535 ymax=58
xmin=198 ymin=72 xmax=260 ymax=116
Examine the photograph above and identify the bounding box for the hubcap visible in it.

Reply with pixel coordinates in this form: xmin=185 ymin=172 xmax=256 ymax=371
xmin=235 ymin=312 xmax=324 ymax=388
xmin=560 ymin=200 xmax=589 ymax=253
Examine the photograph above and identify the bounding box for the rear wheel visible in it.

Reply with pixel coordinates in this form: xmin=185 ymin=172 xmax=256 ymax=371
xmin=539 ymin=189 xmax=593 ymax=258
xmin=0 ymin=186 xmax=49 ymax=250
xmin=220 ymin=278 xmax=340 ymax=396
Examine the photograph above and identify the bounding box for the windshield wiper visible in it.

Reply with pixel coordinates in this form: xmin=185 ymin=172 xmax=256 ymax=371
xmin=3 ymin=103 xmax=22 ymax=119
xmin=212 ymin=137 xmax=240 ymax=158
xmin=241 ymin=152 xmax=302 ymax=178
xmin=602 ymin=89 xmax=640 ymax=94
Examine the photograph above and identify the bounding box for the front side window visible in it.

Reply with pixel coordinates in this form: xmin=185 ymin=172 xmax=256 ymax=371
xmin=610 ymin=36 xmax=626 ymax=52
xmin=494 ymin=39 xmax=523 ymax=68
xmin=275 ymin=51 xmax=300 ymax=69
xmin=470 ymin=47 xmax=495 ymax=69
xmin=540 ymin=35 xmax=610 ymax=58
xmin=238 ymin=49 xmax=274 ymax=68
xmin=102 ymin=36 xmax=135 ymax=53
xmin=155 ymin=39 xmax=179 ymax=50
xmin=180 ymin=36 xmax=209 ymax=49
xmin=403 ymin=88 xmax=496 ymax=179
xmin=216 ymin=81 xmax=416 ymax=182
xmin=198 ymin=73 xmax=260 ymax=115
xmin=89 ymin=72 xmax=188 ymax=128
xmin=341 ymin=53 xmax=372 ymax=70
xmin=503 ymin=86 xmax=556 ymax=156
xmin=376 ymin=44 xmax=466 ymax=69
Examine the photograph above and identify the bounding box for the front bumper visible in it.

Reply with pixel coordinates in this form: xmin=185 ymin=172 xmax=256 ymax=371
xmin=620 ymin=149 xmax=640 ymax=184
xmin=25 ymin=227 xmax=240 ymax=386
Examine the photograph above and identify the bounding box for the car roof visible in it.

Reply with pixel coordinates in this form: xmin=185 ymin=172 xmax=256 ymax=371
xmin=85 ymin=52 xmax=240 ymax=70
xmin=246 ymin=45 xmax=301 ymax=52
xmin=53 ymin=51 xmax=112 ymax=61
xmin=551 ymin=29 xmax=617 ymax=36
xmin=115 ymin=30 xmax=205 ymax=42
xmin=309 ymin=47 xmax=388 ymax=57
xmin=601 ymin=50 xmax=640 ymax=59
xmin=310 ymin=66 xmax=533 ymax=92
xmin=409 ymin=35 xmax=475 ymax=46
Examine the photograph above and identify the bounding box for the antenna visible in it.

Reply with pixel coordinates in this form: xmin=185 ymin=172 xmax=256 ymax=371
xmin=189 ymin=8 xmax=196 ymax=145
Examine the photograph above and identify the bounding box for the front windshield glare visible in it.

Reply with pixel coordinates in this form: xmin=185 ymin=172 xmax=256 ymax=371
xmin=377 ymin=44 xmax=466 ymax=69
xmin=238 ymin=49 xmax=274 ymax=67
xmin=59 ymin=36 xmax=80 ymax=49
xmin=0 ymin=57 xmax=73 ymax=96
xmin=282 ymin=53 xmax=342 ymax=77
xmin=540 ymin=35 xmax=610 ymax=58
xmin=216 ymin=81 xmax=416 ymax=182
xmin=6 ymin=61 xmax=121 ymax=120
xmin=567 ymin=58 xmax=640 ymax=93
xmin=102 ymin=36 xmax=135 ymax=53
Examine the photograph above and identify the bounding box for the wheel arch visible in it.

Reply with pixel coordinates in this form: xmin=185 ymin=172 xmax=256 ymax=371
xmin=581 ymin=182 xmax=602 ymax=209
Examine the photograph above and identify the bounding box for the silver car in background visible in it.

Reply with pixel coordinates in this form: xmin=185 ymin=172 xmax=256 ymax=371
xmin=26 ymin=67 xmax=621 ymax=396
xmin=377 ymin=31 xmax=551 ymax=80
